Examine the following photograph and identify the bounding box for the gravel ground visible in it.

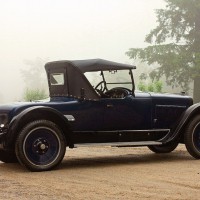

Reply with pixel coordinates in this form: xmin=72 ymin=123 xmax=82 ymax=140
xmin=0 ymin=144 xmax=200 ymax=200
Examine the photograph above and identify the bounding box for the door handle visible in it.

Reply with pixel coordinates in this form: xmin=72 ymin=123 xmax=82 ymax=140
xmin=106 ymin=104 xmax=113 ymax=108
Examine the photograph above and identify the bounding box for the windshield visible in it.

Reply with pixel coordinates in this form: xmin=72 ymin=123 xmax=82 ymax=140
xmin=85 ymin=70 xmax=133 ymax=90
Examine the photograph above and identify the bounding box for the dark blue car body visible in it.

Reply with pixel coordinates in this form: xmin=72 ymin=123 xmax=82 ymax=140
xmin=0 ymin=59 xmax=200 ymax=171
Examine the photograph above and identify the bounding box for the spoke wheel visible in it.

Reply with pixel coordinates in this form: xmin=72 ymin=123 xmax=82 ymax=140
xmin=15 ymin=120 xmax=66 ymax=171
xmin=185 ymin=115 xmax=200 ymax=159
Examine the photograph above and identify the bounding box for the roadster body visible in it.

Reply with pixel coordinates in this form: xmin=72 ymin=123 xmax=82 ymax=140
xmin=0 ymin=59 xmax=200 ymax=171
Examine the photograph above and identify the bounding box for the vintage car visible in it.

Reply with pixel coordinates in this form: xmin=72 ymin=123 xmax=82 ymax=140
xmin=0 ymin=59 xmax=200 ymax=171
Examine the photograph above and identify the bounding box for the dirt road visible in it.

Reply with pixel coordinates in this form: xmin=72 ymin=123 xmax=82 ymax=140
xmin=0 ymin=144 xmax=200 ymax=200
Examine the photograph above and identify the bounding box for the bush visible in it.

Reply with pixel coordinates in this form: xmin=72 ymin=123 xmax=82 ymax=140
xmin=24 ymin=88 xmax=48 ymax=101
xmin=147 ymin=83 xmax=154 ymax=92
xmin=154 ymin=81 xmax=163 ymax=93
xmin=137 ymin=81 xmax=163 ymax=93
xmin=138 ymin=82 xmax=147 ymax=92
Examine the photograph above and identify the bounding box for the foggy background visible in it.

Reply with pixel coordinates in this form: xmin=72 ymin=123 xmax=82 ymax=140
xmin=0 ymin=0 xmax=167 ymax=103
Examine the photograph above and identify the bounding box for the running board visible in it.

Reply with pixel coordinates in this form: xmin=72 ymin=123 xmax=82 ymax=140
xmin=74 ymin=141 xmax=162 ymax=148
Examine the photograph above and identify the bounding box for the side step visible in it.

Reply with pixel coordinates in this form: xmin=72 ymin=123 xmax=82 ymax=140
xmin=74 ymin=141 xmax=162 ymax=148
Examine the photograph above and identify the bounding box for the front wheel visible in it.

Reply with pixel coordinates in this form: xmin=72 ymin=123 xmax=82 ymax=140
xmin=15 ymin=120 xmax=66 ymax=171
xmin=184 ymin=115 xmax=200 ymax=159
xmin=148 ymin=142 xmax=179 ymax=153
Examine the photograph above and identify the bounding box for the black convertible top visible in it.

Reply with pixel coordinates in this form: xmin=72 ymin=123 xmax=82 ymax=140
xmin=45 ymin=59 xmax=135 ymax=100
xmin=71 ymin=59 xmax=136 ymax=72
xmin=45 ymin=59 xmax=135 ymax=73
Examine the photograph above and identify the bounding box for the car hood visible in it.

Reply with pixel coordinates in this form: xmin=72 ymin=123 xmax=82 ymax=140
xmin=136 ymin=91 xmax=191 ymax=99
xmin=135 ymin=91 xmax=193 ymax=106
xmin=150 ymin=92 xmax=190 ymax=99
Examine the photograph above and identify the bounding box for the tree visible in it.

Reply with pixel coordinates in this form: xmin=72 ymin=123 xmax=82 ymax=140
xmin=21 ymin=57 xmax=48 ymax=90
xmin=126 ymin=0 xmax=200 ymax=93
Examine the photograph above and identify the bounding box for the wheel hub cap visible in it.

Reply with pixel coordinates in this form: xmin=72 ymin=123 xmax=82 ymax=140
xmin=33 ymin=138 xmax=49 ymax=154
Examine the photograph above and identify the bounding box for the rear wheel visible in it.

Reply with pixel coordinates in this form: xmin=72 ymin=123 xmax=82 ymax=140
xmin=15 ymin=120 xmax=66 ymax=171
xmin=0 ymin=150 xmax=18 ymax=163
xmin=184 ymin=115 xmax=200 ymax=159
xmin=148 ymin=142 xmax=178 ymax=153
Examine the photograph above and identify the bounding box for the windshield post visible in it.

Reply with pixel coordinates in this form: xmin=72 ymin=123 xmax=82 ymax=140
xmin=129 ymin=69 xmax=135 ymax=96
xmin=101 ymin=71 xmax=108 ymax=91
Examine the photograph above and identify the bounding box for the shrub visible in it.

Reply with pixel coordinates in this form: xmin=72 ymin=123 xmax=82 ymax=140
xmin=137 ymin=81 xmax=163 ymax=93
xmin=24 ymin=88 xmax=48 ymax=101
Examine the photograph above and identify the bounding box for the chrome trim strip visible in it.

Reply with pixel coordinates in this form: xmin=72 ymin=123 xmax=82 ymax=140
xmin=74 ymin=129 xmax=170 ymax=134
xmin=74 ymin=141 xmax=162 ymax=147
xmin=156 ymin=105 xmax=187 ymax=109
xmin=64 ymin=115 xmax=75 ymax=121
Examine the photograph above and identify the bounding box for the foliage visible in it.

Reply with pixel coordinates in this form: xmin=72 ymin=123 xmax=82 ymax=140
xmin=24 ymin=88 xmax=48 ymax=101
xmin=154 ymin=81 xmax=163 ymax=93
xmin=126 ymin=0 xmax=200 ymax=92
xmin=137 ymin=82 xmax=147 ymax=92
xmin=21 ymin=58 xmax=49 ymax=101
xmin=147 ymin=83 xmax=154 ymax=92
xmin=137 ymin=81 xmax=163 ymax=93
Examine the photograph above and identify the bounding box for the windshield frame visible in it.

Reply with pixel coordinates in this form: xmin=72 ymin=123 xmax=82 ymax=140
xmin=85 ymin=69 xmax=135 ymax=94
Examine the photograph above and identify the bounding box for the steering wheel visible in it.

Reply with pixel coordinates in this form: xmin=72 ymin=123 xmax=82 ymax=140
xmin=104 ymin=87 xmax=130 ymax=98
xmin=94 ymin=81 xmax=106 ymax=95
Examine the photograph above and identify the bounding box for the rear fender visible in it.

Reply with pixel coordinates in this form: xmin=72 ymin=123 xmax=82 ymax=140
xmin=6 ymin=106 xmax=74 ymax=149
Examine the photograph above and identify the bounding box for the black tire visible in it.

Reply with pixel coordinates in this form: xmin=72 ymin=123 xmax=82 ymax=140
xmin=0 ymin=150 xmax=18 ymax=163
xmin=184 ymin=115 xmax=200 ymax=159
xmin=15 ymin=120 xmax=66 ymax=171
xmin=148 ymin=142 xmax=179 ymax=153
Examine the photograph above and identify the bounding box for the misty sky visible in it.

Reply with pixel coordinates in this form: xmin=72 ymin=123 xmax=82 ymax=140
xmin=0 ymin=0 xmax=165 ymax=103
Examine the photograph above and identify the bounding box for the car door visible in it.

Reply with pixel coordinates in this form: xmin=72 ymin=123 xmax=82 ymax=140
xmin=102 ymin=93 xmax=152 ymax=131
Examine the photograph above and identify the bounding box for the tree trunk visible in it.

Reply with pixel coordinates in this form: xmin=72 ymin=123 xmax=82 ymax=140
xmin=193 ymin=76 xmax=200 ymax=103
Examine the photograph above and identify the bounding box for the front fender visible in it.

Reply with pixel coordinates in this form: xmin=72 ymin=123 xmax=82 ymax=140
xmin=163 ymin=103 xmax=200 ymax=143
xmin=5 ymin=106 xmax=74 ymax=149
